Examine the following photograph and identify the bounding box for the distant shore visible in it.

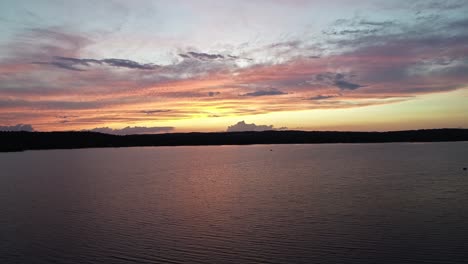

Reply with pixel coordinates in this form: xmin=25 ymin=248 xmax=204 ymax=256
xmin=1 ymin=129 xmax=468 ymax=152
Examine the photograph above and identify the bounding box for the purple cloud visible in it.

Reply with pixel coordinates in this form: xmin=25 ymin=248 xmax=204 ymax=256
xmin=227 ymin=121 xmax=277 ymax=132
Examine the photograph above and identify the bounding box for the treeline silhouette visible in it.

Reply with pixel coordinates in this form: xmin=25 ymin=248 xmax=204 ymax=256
xmin=1 ymin=129 xmax=468 ymax=152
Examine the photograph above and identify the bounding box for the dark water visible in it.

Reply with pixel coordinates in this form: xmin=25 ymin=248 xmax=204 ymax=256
xmin=1 ymin=143 xmax=468 ymax=264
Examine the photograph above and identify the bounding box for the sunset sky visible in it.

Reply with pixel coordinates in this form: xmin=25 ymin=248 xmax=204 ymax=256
xmin=1 ymin=0 xmax=467 ymax=133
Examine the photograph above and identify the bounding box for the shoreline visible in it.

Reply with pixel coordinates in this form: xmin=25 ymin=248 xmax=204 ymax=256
xmin=2 ymin=129 xmax=468 ymax=152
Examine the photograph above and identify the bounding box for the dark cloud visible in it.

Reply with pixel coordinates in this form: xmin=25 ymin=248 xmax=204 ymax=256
xmin=56 ymin=115 xmax=79 ymax=123
xmin=50 ymin=61 xmax=85 ymax=71
xmin=179 ymin=52 xmax=224 ymax=60
xmin=308 ymin=95 xmax=338 ymax=100
xmin=178 ymin=54 xmax=191 ymax=59
xmin=101 ymin=58 xmax=159 ymax=70
xmin=241 ymin=89 xmax=287 ymax=97
xmin=141 ymin=110 xmax=171 ymax=114
xmin=0 ymin=124 xmax=34 ymax=132
xmin=57 ymin=115 xmax=79 ymax=119
xmin=359 ymin=20 xmax=396 ymax=27
xmin=36 ymin=56 xmax=159 ymax=71
xmin=32 ymin=61 xmax=85 ymax=71
xmin=226 ymin=121 xmax=274 ymax=132
xmin=334 ymin=80 xmax=365 ymax=90
xmin=325 ymin=29 xmax=379 ymax=36
xmin=35 ymin=55 xmax=101 ymax=71
xmin=324 ymin=17 xmax=398 ymax=38
xmin=311 ymin=72 xmax=364 ymax=90
xmin=178 ymin=52 xmax=247 ymax=62
xmin=208 ymin=91 xmax=221 ymax=97
xmin=162 ymin=91 xmax=217 ymax=98
xmin=315 ymin=73 xmax=345 ymax=82
xmin=54 ymin=56 xmax=102 ymax=65
xmin=87 ymin=126 xmax=174 ymax=135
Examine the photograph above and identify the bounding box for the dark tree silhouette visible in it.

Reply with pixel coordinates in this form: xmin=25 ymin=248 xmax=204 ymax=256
xmin=1 ymin=129 xmax=468 ymax=152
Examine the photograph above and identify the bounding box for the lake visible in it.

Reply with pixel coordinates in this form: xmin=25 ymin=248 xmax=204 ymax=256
xmin=1 ymin=143 xmax=468 ymax=263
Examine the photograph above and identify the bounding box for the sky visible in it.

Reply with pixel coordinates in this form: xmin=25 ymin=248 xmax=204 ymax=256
xmin=0 ymin=0 xmax=467 ymax=133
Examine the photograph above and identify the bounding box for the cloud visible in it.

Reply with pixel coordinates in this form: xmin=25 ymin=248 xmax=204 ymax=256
xmin=33 ymin=61 xmax=85 ymax=71
xmin=54 ymin=56 xmax=102 ymax=66
xmin=325 ymin=29 xmax=379 ymax=36
xmin=323 ymin=17 xmax=397 ymax=37
xmin=334 ymin=80 xmax=365 ymax=90
xmin=57 ymin=115 xmax=79 ymax=119
xmin=413 ymin=0 xmax=466 ymax=11
xmin=100 ymin=59 xmax=159 ymax=70
xmin=0 ymin=124 xmax=34 ymax=132
xmin=208 ymin=91 xmax=221 ymax=97
xmin=310 ymin=72 xmax=365 ymax=90
xmin=2 ymin=6 xmax=468 ymax=131
xmin=308 ymin=95 xmax=338 ymax=100
xmin=178 ymin=52 xmax=247 ymax=62
xmin=36 ymin=56 xmax=159 ymax=71
xmin=449 ymin=18 xmax=468 ymax=29
xmin=268 ymin=40 xmax=301 ymax=49
xmin=359 ymin=20 xmax=396 ymax=27
xmin=240 ymin=89 xmax=287 ymax=96
xmin=140 ymin=110 xmax=171 ymax=114
xmin=87 ymin=126 xmax=174 ymax=135
xmin=179 ymin=52 xmax=225 ymax=60
xmin=227 ymin=121 xmax=275 ymax=132
xmin=0 ymin=98 xmax=119 ymax=110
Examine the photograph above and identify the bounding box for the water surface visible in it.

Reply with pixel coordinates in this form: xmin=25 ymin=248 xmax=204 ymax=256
xmin=1 ymin=143 xmax=468 ymax=263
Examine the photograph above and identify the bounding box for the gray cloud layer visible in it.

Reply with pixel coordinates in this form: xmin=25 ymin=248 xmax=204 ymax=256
xmin=180 ymin=52 xmax=225 ymax=60
xmin=335 ymin=80 xmax=365 ymax=90
xmin=240 ymin=89 xmax=287 ymax=97
xmin=141 ymin=110 xmax=171 ymax=115
xmin=308 ymin=95 xmax=338 ymax=100
xmin=227 ymin=121 xmax=275 ymax=132
xmin=36 ymin=56 xmax=159 ymax=71
xmin=0 ymin=124 xmax=34 ymax=132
